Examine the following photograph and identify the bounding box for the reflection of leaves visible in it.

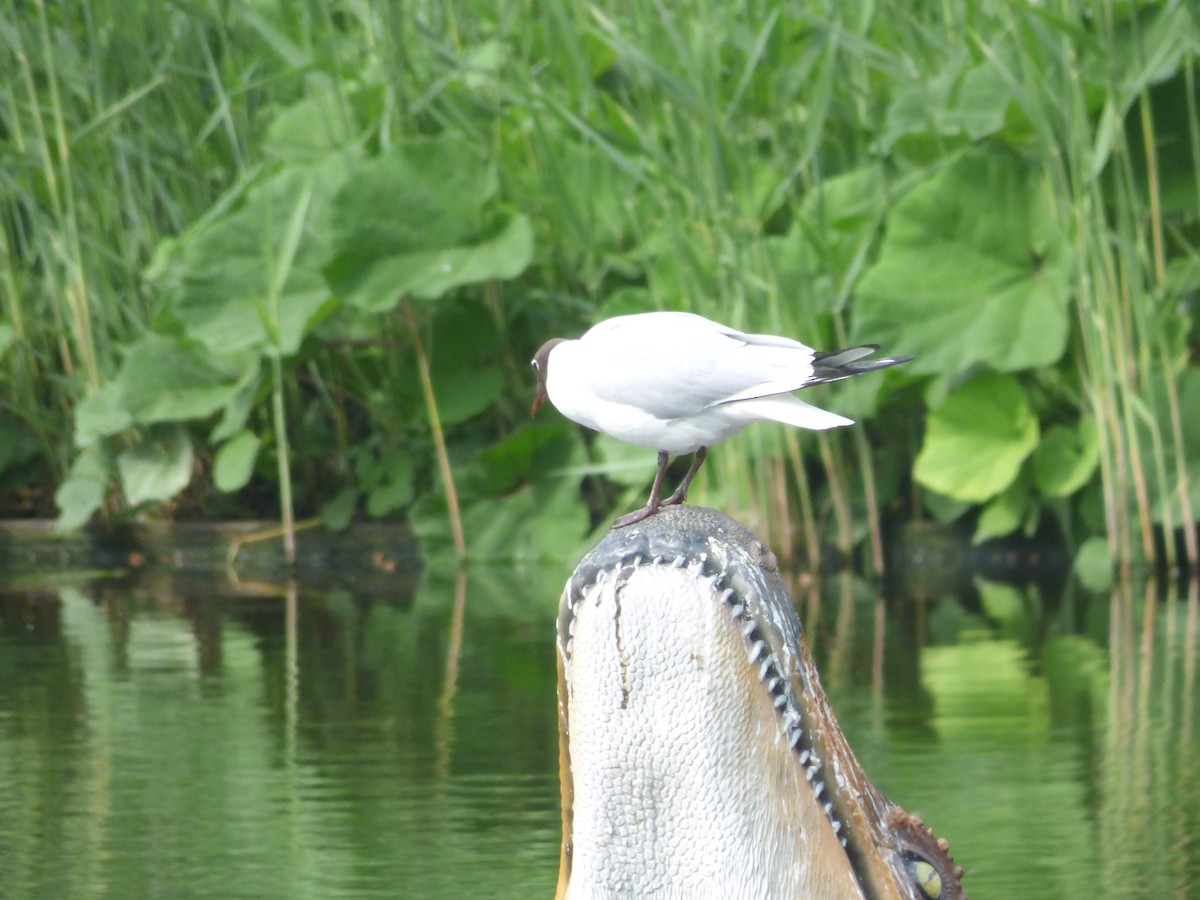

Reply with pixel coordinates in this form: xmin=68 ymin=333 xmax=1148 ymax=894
xmin=854 ymin=150 xmax=1070 ymax=376
xmin=1073 ymin=538 xmax=1113 ymax=593
xmin=327 ymin=136 xmax=533 ymax=309
xmin=915 ymin=372 xmax=1039 ymax=502
xmin=411 ymin=428 xmax=590 ymax=563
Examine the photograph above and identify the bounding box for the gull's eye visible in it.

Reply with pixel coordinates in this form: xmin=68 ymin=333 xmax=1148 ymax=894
xmin=530 ymin=358 xmax=539 ymax=370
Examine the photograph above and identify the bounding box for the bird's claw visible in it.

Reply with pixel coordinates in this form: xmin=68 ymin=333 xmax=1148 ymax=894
xmin=613 ymin=505 xmax=659 ymax=529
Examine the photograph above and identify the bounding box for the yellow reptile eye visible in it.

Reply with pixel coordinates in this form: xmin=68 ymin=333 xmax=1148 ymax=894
xmin=905 ymin=854 xmax=943 ymax=899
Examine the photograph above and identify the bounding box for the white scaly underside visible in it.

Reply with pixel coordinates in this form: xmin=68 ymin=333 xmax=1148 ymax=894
xmin=547 ymin=313 xmax=852 ymax=454
xmin=563 ymin=565 xmax=865 ymax=900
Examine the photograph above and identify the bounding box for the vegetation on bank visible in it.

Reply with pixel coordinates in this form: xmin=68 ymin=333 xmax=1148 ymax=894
xmin=2 ymin=1 xmax=1197 ymax=572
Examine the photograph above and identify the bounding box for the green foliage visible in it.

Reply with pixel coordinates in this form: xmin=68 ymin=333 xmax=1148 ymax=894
xmin=916 ymin=372 xmax=1040 ymax=503
xmin=3 ymin=0 xmax=1198 ymax=570
xmin=1034 ymin=422 xmax=1100 ymax=500
xmin=855 ymin=150 xmax=1071 ymax=377
xmin=328 ymin=138 xmax=533 ymax=309
xmin=213 ymin=431 xmax=262 ymax=493
xmin=169 ymin=159 xmax=349 ymax=355
xmin=117 ymin=425 xmax=194 ymax=506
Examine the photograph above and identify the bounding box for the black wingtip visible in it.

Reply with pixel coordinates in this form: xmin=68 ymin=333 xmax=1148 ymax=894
xmin=810 ymin=349 xmax=914 ymax=383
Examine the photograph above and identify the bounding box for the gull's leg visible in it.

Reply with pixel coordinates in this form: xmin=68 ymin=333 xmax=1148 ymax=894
xmin=614 ymin=450 xmax=671 ymax=528
xmin=661 ymin=446 xmax=707 ymax=507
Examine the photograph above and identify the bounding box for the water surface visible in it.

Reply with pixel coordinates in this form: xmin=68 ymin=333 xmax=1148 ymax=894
xmin=1 ymin=561 xmax=1196 ymax=898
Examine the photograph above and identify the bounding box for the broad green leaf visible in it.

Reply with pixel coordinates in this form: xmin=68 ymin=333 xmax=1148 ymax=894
xmin=333 ymin=136 xmax=495 ymax=255
xmin=429 ymin=361 xmax=503 ymax=426
xmin=770 ymin=164 xmax=887 ymax=318
xmin=213 ymin=430 xmax=261 ymax=493
xmin=954 ymin=61 xmax=1013 ymax=140
xmin=115 ymin=335 xmax=247 ymax=426
xmin=328 ymin=136 xmax=533 ymax=309
xmin=915 ymin=372 xmax=1039 ymax=502
xmin=330 ymin=212 xmax=533 ymax=310
xmin=210 ymin=365 xmax=263 ymax=444
xmin=171 ymin=157 xmax=349 ymax=354
xmin=854 ymin=150 xmax=1070 ymax=376
xmin=118 ymin=425 xmax=193 ymax=506
xmin=880 ymin=57 xmax=1011 ymax=150
xmin=364 ymin=449 xmax=415 ymax=518
xmin=1033 ymin=421 xmax=1100 ymax=498
xmin=923 ymin=489 xmax=972 ymax=525
xmin=974 ymin=480 xmax=1031 ymax=544
xmin=74 ymin=383 xmax=133 ymax=447
xmin=264 ymin=79 xmax=356 ymax=163
xmin=55 ymin=444 xmax=111 ymax=533
xmin=322 ymin=488 xmax=359 ymax=531
xmin=479 ymin=421 xmax=575 ymax=494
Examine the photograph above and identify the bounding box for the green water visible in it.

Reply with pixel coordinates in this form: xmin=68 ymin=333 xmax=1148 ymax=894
xmin=1 ymin=566 xmax=1197 ymax=899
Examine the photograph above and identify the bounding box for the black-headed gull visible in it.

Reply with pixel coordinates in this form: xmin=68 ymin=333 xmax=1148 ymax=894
xmin=531 ymin=312 xmax=911 ymax=527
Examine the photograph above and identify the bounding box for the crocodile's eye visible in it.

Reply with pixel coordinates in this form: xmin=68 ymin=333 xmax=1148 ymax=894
xmin=904 ymin=852 xmax=943 ymax=900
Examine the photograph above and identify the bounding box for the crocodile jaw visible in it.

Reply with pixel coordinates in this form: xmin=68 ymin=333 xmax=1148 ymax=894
xmin=560 ymin=561 xmax=863 ymax=899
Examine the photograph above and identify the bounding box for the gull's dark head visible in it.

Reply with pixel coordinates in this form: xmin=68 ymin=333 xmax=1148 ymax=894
xmin=530 ymin=338 xmax=565 ymax=416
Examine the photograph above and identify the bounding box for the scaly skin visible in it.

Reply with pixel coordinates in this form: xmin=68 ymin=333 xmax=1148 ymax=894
xmin=555 ymin=506 xmax=964 ymax=900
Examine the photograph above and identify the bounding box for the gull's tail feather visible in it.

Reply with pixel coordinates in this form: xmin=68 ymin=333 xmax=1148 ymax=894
xmin=734 ymin=395 xmax=854 ymax=431
xmin=811 ymin=346 xmax=914 ymax=384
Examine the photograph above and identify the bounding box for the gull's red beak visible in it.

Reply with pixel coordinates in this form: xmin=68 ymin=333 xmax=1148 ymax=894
xmin=531 ymin=384 xmax=546 ymax=417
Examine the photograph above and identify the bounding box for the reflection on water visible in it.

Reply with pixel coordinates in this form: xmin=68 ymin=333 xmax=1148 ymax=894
xmin=1 ymin=563 xmax=1197 ymax=898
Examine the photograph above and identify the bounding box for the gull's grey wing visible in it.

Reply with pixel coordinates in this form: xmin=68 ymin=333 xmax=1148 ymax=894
xmin=578 ymin=313 xmax=821 ymax=419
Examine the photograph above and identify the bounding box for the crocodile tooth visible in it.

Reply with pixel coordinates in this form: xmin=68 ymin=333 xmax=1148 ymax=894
xmin=747 ymin=640 xmax=766 ymax=663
